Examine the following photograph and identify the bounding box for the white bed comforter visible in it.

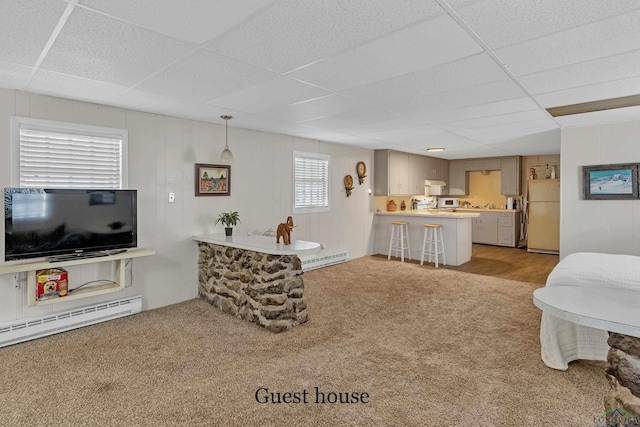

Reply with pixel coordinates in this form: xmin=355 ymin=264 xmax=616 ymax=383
xmin=540 ymin=252 xmax=640 ymax=370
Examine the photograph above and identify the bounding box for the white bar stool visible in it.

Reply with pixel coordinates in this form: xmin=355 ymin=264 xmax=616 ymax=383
xmin=388 ymin=221 xmax=411 ymax=262
xmin=420 ymin=224 xmax=446 ymax=268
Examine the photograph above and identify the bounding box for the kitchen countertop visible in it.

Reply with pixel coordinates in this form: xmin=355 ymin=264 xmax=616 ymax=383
xmin=456 ymin=208 xmax=522 ymax=213
xmin=375 ymin=210 xmax=479 ymax=218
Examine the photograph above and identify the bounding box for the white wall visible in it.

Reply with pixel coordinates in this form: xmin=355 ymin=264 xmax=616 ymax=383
xmin=560 ymin=121 xmax=640 ymax=259
xmin=0 ymin=89 xmax=375 ymax=323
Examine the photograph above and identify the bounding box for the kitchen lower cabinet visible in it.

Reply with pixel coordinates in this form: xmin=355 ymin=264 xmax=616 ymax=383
xmin=468 ymin=210 xmax=521 ymax=247
xmin=472 ymin=214 xmax=498 ymax=245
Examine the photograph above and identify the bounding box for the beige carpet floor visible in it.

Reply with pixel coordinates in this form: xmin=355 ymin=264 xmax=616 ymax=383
xmin=0 ymin=256 xmax=606 ymax=426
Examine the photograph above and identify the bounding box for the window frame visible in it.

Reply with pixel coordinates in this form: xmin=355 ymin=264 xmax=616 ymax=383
xmin=292 ymin=151 xmax=330 ymax=214
xmin=10 ymin=116 xmax=129 ymax=189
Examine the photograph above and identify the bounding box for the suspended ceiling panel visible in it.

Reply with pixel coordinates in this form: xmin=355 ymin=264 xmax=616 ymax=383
xmin=2 ymin=0 xmax=640 ymax=159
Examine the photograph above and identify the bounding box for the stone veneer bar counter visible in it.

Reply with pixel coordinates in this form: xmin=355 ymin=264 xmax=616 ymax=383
xmin=192 ymin=234 xmax=320 ymax=332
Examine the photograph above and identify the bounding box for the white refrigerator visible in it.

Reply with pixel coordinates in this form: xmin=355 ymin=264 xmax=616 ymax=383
xmin=527 ymin=179 xmax=560 ymax=254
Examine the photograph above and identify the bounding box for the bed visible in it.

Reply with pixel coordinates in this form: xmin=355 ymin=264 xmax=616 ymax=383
xmin=539 ymin=252 xmax=640 ymax=370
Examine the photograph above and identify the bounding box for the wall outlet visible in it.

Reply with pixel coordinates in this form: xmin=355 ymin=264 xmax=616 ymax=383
xmin=168 ymin=192 xmax=175 ymax=203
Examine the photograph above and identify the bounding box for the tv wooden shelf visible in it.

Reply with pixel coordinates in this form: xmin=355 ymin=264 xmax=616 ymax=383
xmin=0 ymin=248 xmax=155 ymax=306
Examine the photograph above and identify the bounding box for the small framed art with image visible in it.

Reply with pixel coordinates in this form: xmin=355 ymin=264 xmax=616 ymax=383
xmin=582 ymin=163 xmax=638 ymax=200
xmin=195 ymin=164 xmax=231 ymax=196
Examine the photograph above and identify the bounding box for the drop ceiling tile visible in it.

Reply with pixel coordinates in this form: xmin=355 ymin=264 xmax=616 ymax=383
xmin=41 ymin=7 xmax=194 ymax=87
xmin=456 ymin=119 xmax=559 ymax=142
xmin=249 ymin=95 xmax=366 ymax=123
xmin=113 ymin=88 xmax=246 ymax=123
xmin=287 ymin=14 xmax=482 ymax=92
xmin=349 ymin=117 xmax=430 ymax=136
xmin=533 ymin=75 xmax=640 ymax=108
xmin=232 ymin=115 xmax=311 ymax=136
xmin=339 ymin=53 xmax=507 ymax=107
xmin=291 ymin=126 xmax=374 ymax=146
xmin=494 ymin=9 xmax=640 ymax=76
xmin=439 ymin=109 xmax=551 ymax=132
xmin=453 ymin=0 xmax=640 ymax=49
xmin=29 ymin=69 xmax=129 ymax=104
xmin=520 ymin=49 xmax=640 ymax=95
xmin=0 ymin=0 xmax=68 ymax=66
xmin=412 ymin=97 xmax=540 ymax=124
xmin=487 ymin=129 xmax=560 ymax=156
xmin=205 ymin=77 xmax=330 ymax=114
xmin=444 ymin=0 xmax=484 ymax=9
xmin=205 ymin=0 xmax=444 ymax=73
xmin=300 ymin=107 xmax=398 ymax=132
xmin=137 ymin=48 xmax=276 ymax=102
xmin=0 ymin=60 xmax=32 ymax=89
xmin=79 ymin=0 xmax=276 ymax=44
xmin=388 ymin=79 xmax=527 ymax=116
xmin=441 ymin=146 xmax=503 ymax=160
xmin=365 ymin=125 xmax=448 ymax=144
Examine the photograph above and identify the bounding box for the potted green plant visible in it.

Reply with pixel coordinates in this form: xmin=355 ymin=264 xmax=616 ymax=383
xmin=214 ymin=211 xmax=240 ymax=236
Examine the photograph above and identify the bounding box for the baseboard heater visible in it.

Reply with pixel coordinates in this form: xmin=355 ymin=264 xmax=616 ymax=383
xmin=0 ymin=295 xmax=142 ymax=348
xmin=301 ymin=251 xmax=350 ymax=271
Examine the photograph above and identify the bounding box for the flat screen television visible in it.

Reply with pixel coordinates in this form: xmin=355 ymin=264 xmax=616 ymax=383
xmin=4 ymin=188 xmax=137 ymax=261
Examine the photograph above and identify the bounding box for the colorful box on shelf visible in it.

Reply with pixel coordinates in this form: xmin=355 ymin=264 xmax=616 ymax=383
xmin=36 ymin=268 xmax=68 ymax=301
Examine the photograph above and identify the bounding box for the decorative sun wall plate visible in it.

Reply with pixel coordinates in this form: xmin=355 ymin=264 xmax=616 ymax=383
xmin=356 ymin=161 xmax=367 ymax=185
xmin=344 ymin=175 xmax=354 ymax=197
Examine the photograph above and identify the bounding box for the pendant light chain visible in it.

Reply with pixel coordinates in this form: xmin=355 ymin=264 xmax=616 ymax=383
xmin=220 ymin=115 xmax=234 ymax=164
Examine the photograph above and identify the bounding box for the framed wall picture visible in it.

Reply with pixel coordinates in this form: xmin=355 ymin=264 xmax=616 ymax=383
xmin=582 ymin=163 xmax=638 ymax=200
xmin=195 ymin=164 xmax=231 ymax=196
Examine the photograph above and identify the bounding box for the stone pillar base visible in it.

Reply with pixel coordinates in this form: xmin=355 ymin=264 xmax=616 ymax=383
xmin=197 ymin=242 xmax=308 ymax=332
xmin=605 ymin=333 xmax=640 ymax=419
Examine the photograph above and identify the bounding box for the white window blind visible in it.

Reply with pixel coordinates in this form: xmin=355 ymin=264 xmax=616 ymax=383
xmin=12 ymin=117 xmax=127 ymax=189
xmin=293 ymin=152 xmax=329 ymax=213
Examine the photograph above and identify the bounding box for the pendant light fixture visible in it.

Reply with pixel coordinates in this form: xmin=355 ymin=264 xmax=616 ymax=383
xmin=220 ymin=115 xmax=234 ymax=164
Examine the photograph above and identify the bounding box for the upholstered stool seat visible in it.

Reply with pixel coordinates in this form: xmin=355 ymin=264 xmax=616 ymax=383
xmin=420 ymin=223 xmax=446 ymax=268
xmin=388 ymin=221 xmax=411 ymax=262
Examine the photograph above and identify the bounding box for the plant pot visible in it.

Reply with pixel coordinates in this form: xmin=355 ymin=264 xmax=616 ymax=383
xmin=225 ymin=227 xmax=233 ymax=236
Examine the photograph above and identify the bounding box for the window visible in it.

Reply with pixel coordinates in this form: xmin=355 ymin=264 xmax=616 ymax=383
xmin=293 ymin=151 xmax=329 ymax=213
xmin=11 ymin=116 xmax=128 ymax=189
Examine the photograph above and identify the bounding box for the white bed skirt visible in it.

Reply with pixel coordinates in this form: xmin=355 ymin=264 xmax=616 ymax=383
xmin=539 ymin=252 xmax=640 ymax=370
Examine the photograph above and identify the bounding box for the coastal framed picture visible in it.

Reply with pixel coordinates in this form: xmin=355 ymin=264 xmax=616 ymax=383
xmin=195 ymin=164 xmax=231 ymax=196
xmin=582 ymin=163 xmax=639 ymax=200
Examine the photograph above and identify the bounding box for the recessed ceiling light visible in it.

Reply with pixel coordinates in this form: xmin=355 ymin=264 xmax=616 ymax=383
xmin=426 ymin=147 xmax=444 ymax=152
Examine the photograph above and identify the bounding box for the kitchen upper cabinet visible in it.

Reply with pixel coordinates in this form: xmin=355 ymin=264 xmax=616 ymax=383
xmin=424 ymin=156 xmax=441 ymax=180
xmin=375 ymin=150 xmax=427 ymax=196
xmin=388 ymin=151 xmax=409 ymax=195
xmin=440 ymin=160 xmax=449 ymax=194
xmin=448 ymin=160 xmax=468 ymax=195
xmin=408 ymin=154 xmax=426 ymax=195
xmin=465 ymin=158 xmax=501 ymax=171
xmin=500 ymin=156 xmax=521 ymax=196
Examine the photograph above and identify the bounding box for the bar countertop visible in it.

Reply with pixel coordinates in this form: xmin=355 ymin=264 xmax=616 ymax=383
xmin=375 ymin=209 xmax=480 ymax=218
xmin=193 ymin=233 xmax=321 ymax=256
